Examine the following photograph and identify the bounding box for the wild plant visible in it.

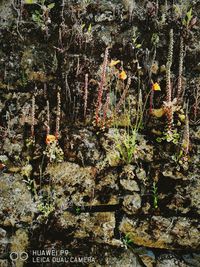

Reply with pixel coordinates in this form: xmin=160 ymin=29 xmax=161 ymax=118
xmin=95 ymin=47 xmax=109 ymax=126
xmin=55 ymin=89 xmax=61 ymax=139
xmin=152 ymin=182 xmax=158 ymax=209
xmin=164 ymin=29 xmax=174 ymax=133
xmin=46 ymin=100 xmax=50 ymax=136
xmin=113 ymin=89 xmax=148 ymax=164
xmin=25 ymin=0 xmax=55 ymax=34
xmin=83 ymin=73 xmax=88 ymax=119
xmin=191 ymin=84 xmax=200 ymax=125
xmin=177 ymin=37 xmax=184 ymax=102
xmin=156 ymin=29 xmax=183 ymax=144
xmin=31 ymin=94 xmax=35 ymax=138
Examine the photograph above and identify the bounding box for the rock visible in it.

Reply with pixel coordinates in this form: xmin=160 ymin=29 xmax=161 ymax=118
xmin=122 ymin=194 xmax=141 ymax=214
xmin=122 ymin=165 xmax=137 ymax=177
xmin=120 ymin=165 xmax=140 ymax=192
xmin=136 ymin=167 xmax=147 ymax=182
xmin=57 ymin=212 xmax=115 ymax=244
xmin=182 ymin=253 xmax=200 ymax=267
xmin=0 ymin=174 xmax=36 ymax=226
xmin=162 ymin=167 xmax=188 ymax=180
xmin=0 ymin=0 xmax=13 ymax=28
xmin=156 ymin=253 xmax=188 ymax=267
xmin=136 ymin=248 xmax=156 ymax=267
xmin=63 ymin=129 xmax=102 ymax=166
xmin=47 ymin=162 xmax=119 ymax=206
xmin=0 ymin=260 xmax=8 ymax=267
xmin=3 ymin=138 xmax=23 ymax=160
xmin=120 ymin=179 xmax=140 ymax=192
xmin=94 ymin=171 xmax=119 ymax=205
xmin=0 ymin=229 xmax=6 ymax=239
xmin=95 ymin=249 xmax=143 ymax=267
xmin=188 ymin=175 xmax=200 ymax=215
xmin=10 ymin=229 xmax=29 ymax=267
xmin=47 ymin=162 xmax=96 ymax=206
xmin=119 ymin=216 xmax=200 ymax=249
xmin=0 ymin=228 xmax=8 ymax=258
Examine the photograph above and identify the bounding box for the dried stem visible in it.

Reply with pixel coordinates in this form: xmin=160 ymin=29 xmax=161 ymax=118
xmin=166 ymin=29 xmax=173 ymax=103
xmin=46 ymin=100 xmax=50 ymax=136
xmin=55 ymin=89 xmax=61 ymax=139
xmin=183 ymin=106 xmax=190 ymax=155
xmin=149 ymin=83 xmax=154 ymax=114
xmin=83 ymin=73 xmax=88 ymax=119
xmin=31 ymin=94 xmax=35 ymax=138
xmin=102 ymin=93 xmax=110 ymax=127
xmin=165 ymin=29 xmax=174 ymax=131
xmin=193 ymin=85 xmax=200 ymax=123
xmin=95 ymin=47 xmax=109 ymax=124
xmin=177 ymin=37 xmax=184 ymax=101
xmin=115 ymin=77 xmax=131 ymax=114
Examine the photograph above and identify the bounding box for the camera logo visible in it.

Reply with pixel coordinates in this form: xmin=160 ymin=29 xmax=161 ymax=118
xmin=10 ymin=252 xmax=29 ymax=261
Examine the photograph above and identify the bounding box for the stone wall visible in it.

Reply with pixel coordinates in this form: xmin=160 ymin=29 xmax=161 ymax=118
xmin=0 ymin=0 xmax=200 ymax=266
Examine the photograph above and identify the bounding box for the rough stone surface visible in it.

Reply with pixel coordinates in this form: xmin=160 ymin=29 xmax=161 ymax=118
xmin=63 ymin=128 xmax=102 ymax=166
xmin=119 ymin=216 xmax=200 ymax=250
xmin=0 ymin=0 xmax=200 ymax=265
xmin=0 ymin=174 xmax=36 ymax=226
xmin=57 ymin=212 xmax=115 ymax=244
xmin=122 ymin=194 xmax=141 ymax=214
xmin=46 ymin=162 xmax=118 ymax=206
xmin=156 ymin=254 xmax=188 ymax=267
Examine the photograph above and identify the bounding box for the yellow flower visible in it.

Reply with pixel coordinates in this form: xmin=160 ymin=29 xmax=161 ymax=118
xmin=109 ymin=60 xmax=120 ymax=67
xmin=46 ymin=134 xmax=56 ymax=145
xmin=119 ymin=70 xmax=127 ymax=80
xmin=152 ymin=82 xmax=161 ymax=91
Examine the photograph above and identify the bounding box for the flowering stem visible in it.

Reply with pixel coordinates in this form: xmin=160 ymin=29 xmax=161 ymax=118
xmin=55 ymin=89 xmax=61 ymax=139
xmin=95 ymin=47 xmax=109 ymax=125
xmin=84 ymin=73 xmax=88 ymax=119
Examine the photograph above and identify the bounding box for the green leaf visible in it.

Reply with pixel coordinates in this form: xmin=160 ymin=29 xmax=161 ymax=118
xmin=156 ymin=137 xmax=162 ymax=143
xmin=182 ymin=18 xmax=186 ymax=26
xmin=136 ymin=44 xmax=142 ymax=49
xmin=186 ymin=8 xmax=193 ymax=22
xmin=87 ymin=23 xmax=92 ymax=33
xmin=48 ymin=3 xmax=55 ymax=9
xmin=24 ymin=0 xmax=37 ymax=4
xmin=81 ymin=23 xmax=86 ymax=30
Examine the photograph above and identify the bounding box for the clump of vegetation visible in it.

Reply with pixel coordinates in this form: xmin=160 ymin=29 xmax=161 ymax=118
xmin=25 ymin=0 xmax=55 ymax=33
xmin=152 ymin=182 xmax=158 ymax=209
xmin=44 ymin=136 xmax=64 ymax=163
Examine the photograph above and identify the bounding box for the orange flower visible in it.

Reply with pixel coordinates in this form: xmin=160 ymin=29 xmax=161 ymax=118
xmin=46 ymin=134 xmax=56 ymax=145
xmin=119 ymin=70 xmax=127 ymax=80
xmin=152 ymin=82 xmax=161 ymax=91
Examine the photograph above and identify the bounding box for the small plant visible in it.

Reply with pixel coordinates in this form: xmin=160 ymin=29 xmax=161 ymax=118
xmin=114 ymin=128 xmax=137 ymax=164
xmin=152 ymin=182 xmax=158 ymax=209
xmin=95 ymin=47 xmax=109 ymax=126
xmin=132 ymin=30 xmax=142 ymax=50
xmin=83 ymin=73 xmax=89 ymax=119
xmin=182 ymin=8 xmax=197 ymax=30
xmin=156 ymin=128 xmax=180 ymax=144
xmin=44 ymin=136 xmax=64 ymax=163
xmin=25 ymin=0 xmax=55 ymax=33
xmin=55 ymin=90 xmax=61 ymax=139
xmin=122 ymin=233 xmax=133 ymax=249
xmin=22 ymin=175 xmax=37 ymax=199
xmin=31 ymin=94 xmax=36 ymax=138
xmin=113 ymin=88 xmax=150 ymax=164
xmin=75 ymin=207 xmax=81 ymax=215
xmin=37 ymin=202 xmax=55 ymax=218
